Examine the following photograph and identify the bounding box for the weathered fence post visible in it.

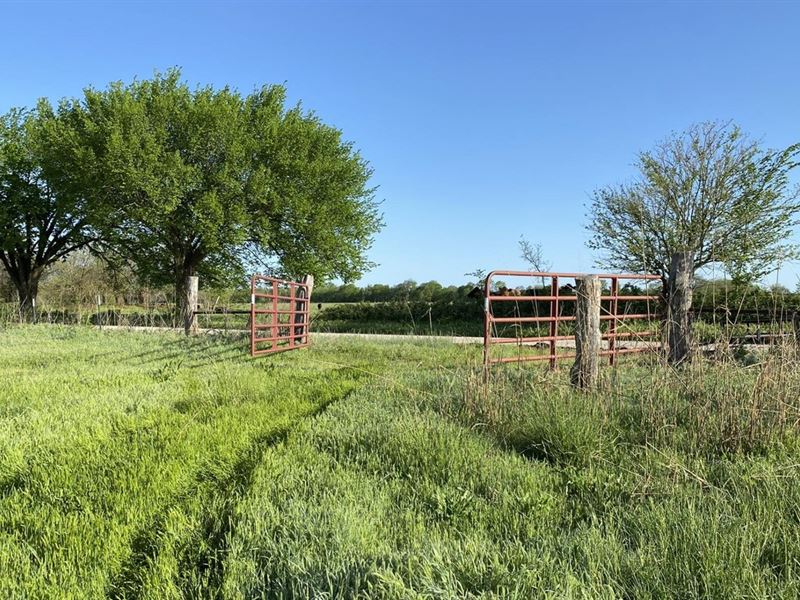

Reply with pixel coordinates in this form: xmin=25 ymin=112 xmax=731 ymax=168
xmin=570 ymin=275 xmax=602 ymax=390
xmin=666 ymin=251 xmax=693 ymax=365
xmin=184 ymin=275 xmax=199 ymax=336
xmin=294 ymin=274 xmax=314 ymax=345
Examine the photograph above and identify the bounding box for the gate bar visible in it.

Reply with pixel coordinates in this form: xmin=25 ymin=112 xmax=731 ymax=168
xmin=483 ymin=270 xmax=663 ymax=368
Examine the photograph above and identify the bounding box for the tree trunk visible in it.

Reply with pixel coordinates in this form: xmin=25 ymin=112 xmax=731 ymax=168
xmin=666 ymin=251 xmax=694 ymax=365
xmin=174 ymin=270 xmax=198 ymax=333
xmin=10 ymin=273 xmax=41 ymax=323
xmin=570 ymin=275 xmax=602 ymax=390
xmin=184 ymin=276 xmax=199 ymax=336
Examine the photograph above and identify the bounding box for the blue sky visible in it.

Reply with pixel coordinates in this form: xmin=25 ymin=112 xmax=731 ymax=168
xmin=2 ymin=1 xmax=799 ymax=286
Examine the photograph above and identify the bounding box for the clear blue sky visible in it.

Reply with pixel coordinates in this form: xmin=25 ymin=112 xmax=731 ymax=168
xmin=2 ymin=1 xmax=799 ymax=287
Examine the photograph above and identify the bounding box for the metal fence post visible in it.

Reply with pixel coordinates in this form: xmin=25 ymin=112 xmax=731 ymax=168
xmin=549 ymin=276 xmax=559 ymax=369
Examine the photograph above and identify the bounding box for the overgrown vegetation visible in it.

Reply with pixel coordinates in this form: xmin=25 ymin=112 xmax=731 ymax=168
xmin=2 ymin=327 xmax=799 ymax=597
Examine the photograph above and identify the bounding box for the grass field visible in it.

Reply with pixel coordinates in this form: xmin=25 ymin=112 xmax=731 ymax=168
xmin=2 ymin=326 xmax=800 ymax=598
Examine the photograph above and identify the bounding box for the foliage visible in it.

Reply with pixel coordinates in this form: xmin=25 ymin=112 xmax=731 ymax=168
xmin=463 ymin=268 xmax=487 ymax=283
xmin=0 ymin=105 xmax=101 ymax=314
xmin=58 ymin=69 xmax=380 ymax=315
xmin=693 ymin=277 xmax=800 ymax=312
xmin=315 ymin=299 xmax=482 ymax=332
xmin=37 ymin=249 xmax=138 ymax=306
xmin=587 ymin=121 xmax=800 ymax=282
xmin=315 ymin=280 xmax=476 ymax=303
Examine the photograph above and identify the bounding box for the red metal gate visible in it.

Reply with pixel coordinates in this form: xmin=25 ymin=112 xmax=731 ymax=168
xmin=250 ymin=275 xmax=312 ymax=357
xmin=483 ymin=271 xmax=664 ymax=368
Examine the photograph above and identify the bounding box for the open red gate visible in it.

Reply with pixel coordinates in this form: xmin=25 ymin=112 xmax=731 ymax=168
xmin=483 ymin=271 xmax=664 ymax=368
xmin=250 ymin=275 xmax=312 ymax=357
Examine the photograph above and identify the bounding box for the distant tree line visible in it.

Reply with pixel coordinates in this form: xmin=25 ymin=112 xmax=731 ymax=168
xmin=314 ymin=280 xmax=478 ymax=303
xmin=315 ymin=276 xmax=800 ymax=315
xmin=5 ymin=251 xmax=799 ymax=332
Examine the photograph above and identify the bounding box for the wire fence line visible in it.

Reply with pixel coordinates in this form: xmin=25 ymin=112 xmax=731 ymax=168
xmin=3 ymin=283 xmax=800 ymax=358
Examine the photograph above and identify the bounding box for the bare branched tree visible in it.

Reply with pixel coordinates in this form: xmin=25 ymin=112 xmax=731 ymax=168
xmin=519 ymin=236 xmax=551 ymax=273
xmin=464 ymin=268 xmax=487 ymax=283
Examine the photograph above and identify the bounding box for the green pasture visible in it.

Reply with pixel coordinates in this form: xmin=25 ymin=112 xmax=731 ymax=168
xmin=1 ymin=326 xmax=799 ymax=598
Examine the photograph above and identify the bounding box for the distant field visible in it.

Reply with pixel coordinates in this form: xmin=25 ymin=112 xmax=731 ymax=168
xmin=2 ymin=325 xmax=800 ymax=597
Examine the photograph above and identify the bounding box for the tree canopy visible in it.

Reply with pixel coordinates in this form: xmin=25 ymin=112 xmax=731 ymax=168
xmin=0 ymin=103 xmax=101 ymax=315
xmin=0 ymin=71 xmax=382 ymax=320
xmin=62 ymin=71 xmax=380 ymax=318
xmin=587 ymin=122 xmax=800 ymax=282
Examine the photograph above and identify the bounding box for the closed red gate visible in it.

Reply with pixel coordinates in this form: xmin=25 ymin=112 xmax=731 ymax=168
xmin=483 ymin=271 xmax=664 ymax=368
xmin=250 ymin=275 xmax=312 ymax=357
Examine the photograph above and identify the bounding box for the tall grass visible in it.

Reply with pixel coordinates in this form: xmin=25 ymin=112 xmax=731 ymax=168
xmin=221 ymin=355 xmax=800 ymax=598
xmin=426 ymin=344 xmax=800 ymax=461
xmin=1 ymin=326 xmax=799 ymax=597
xmin=0 ymin=327 xmax=389 ymax=597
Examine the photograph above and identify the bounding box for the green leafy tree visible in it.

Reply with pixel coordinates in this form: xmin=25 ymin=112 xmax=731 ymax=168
xmin=587 ymin=122 xmax=800 ymax=283
xmin=364 ymin=283 xmax=391 ymax=302
xmin=70 ymin=70 xmax=381 ymax=322
xmin=416 ymin=280 xmax=443 ymax=302
xmin=393 ymin=280 xmax=418 ymax=301
xmin=0 ymin=105 xmax=100 ymax=318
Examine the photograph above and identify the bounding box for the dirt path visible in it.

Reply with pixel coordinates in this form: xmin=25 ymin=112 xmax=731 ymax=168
xmin=314 ymin=331 xmax=484 ymax=344
xmin=91 ymin=325 xmax=666 ymax=350
xmin=92 ymin=324 xmax=484 ymax=344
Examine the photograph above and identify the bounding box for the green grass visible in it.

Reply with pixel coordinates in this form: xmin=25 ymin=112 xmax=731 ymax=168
xmin=1 ymin=325 xmax=799 ymax=598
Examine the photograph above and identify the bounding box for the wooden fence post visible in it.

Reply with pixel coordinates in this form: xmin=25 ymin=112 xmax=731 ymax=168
xmin=184 ymin=275 xmax=199 ymax=336
xmin=570 ymin=275 xmax=602 ymax=390
xmin=294 ymin=274 xmax=314 ymax=344
xmin=666 ymin=251 xmax=693 ymax=365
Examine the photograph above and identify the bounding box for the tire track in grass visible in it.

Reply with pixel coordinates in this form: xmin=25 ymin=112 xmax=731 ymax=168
xmin=107 ymin=370 xmax=366 ymax=600
xmin=179 ymin=383 xmax=363 ymax=599
xmin=215 ymin=380 xmax=568 ymax=598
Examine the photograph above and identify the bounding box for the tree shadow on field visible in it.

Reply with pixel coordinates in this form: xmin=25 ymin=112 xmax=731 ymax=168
xmin=79 ymin=333 xmax=255 ymax=373
xmin=182 ymin=344 xmax=249 ymax=369
xmin=123 ymin=338 xmax=245 ymax=369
